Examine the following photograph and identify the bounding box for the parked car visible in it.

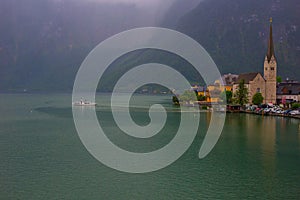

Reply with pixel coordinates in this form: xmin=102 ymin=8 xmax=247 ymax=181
xmin=289 ymin=110 xmax=300 ymax=115
xmin=264 ymin=108 xmax=271 ymax=113
xmin=283 ymin=110 xmax=292 ymax=115
xmin=276 ymin=110 xmax=284 ymax=114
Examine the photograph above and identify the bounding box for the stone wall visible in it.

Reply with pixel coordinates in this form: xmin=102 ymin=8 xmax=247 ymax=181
xmin=248 ymin=74 xmax=266 ymax=103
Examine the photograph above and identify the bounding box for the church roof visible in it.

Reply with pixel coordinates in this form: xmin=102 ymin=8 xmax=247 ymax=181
xmin=235 ymin=72 xmax=262 ymax=84
xmin=266 ymin=18 xmax=275 ymax=63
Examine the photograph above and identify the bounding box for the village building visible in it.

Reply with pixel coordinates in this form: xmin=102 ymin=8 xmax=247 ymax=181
xmin=276 ymin=80 xmax=300 ymax=104
xmin=232 ymin=72 xmax=266 ymax=103
xmin=192 ymin=18 xmax=299 ymax=106
xmin=233 ymin=18 xmax=277 ymax=104
xmin=220 ymin=73 xmax=238 ymax=87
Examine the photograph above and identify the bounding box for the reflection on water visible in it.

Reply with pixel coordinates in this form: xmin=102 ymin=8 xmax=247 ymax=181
xmin=1 ymin=94 xmax=300 ymax=199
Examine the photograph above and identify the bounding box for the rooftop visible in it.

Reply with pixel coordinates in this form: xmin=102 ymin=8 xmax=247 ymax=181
xmin=235 ymin=72 xmax=262 ymax=84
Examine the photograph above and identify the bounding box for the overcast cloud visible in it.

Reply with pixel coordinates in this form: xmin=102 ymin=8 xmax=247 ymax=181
xmin=82 ymin=0 xmax=178 ymax=25
xmin=85 ymin=0 xmax=175 ymax=8
xmin=52 ymin=0 xmax=202 ymax=26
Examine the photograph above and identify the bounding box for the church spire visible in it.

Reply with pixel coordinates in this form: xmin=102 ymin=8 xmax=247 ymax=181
xmin=266 ymin=17 xmax=275 ymax=63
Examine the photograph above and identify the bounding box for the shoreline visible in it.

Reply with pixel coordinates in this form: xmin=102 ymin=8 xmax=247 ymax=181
xmin=236 ymin=110 xmax=300 ymax=120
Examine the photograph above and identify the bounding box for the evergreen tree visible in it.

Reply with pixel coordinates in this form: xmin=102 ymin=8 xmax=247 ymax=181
xmin=233 ymin=79 xmax=248 ymax=106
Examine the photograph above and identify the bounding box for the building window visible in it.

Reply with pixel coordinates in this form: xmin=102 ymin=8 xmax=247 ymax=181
xmin=271 ymin=67 xmax=274 ymax=70
xmin=257 ymin=88 xmax=261 ymax=93
xmin=265 ymin=67 xmax=268 ymax=70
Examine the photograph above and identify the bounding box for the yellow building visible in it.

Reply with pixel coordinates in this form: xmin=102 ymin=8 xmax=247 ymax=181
xmin=204 ymin=76 xmax=236 ymax=103
xmin=195 ymin=77 xmax=236 ymax=103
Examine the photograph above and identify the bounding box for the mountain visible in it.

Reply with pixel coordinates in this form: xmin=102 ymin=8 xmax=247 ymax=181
xmin=0 ymin=0 xmax=160 ymax=92
xmin=0 ymin=0 xmax=299 ymax=92
xmin=102 ymin=0 xmax=300 ymax=91
xmin=161 ymin=0 xmax=203 ymax=28
xmin=175 ymin=0 xmax=300 ymax=80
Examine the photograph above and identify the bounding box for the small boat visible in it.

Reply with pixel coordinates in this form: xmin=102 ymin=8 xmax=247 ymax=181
xmin=73 ymin=99 xmax=97 ymax=106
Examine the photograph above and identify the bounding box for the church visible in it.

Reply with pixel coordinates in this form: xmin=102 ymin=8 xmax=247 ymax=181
xmin=232 ymin=18 xmax=277 ymax=104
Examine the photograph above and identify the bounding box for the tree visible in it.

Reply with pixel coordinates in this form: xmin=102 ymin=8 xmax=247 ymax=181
xmin=276 ymin=76 xmax=282 ymax=83
xmin=220 ymin=90 xmax=233 ymax=104
xmin=179 ymin=90 xmax=197 ymax=104
xmin=172 ymin=95 xmax=179 ymax=105
xmin=197 ymin=94 xmax=206 ymax=101
xmin=252 ymin=92 xmax=264 ymax=105
xmin=292 ymin=103 xmax=300 ymax=109
xmin=233 ymin=79 xmax=249 ymax=106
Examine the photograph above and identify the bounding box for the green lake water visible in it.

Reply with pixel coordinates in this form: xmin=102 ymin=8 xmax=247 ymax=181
xmin=0 ymin=94 xmax=300 ymax=199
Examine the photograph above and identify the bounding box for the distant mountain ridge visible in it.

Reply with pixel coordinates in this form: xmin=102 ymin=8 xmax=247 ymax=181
xmin=175 ymin=0 xmax=300 ymax=80
xmin=0 ymin=0 xmax=157 ymax=92
xmin=0 ymin=0 xmax=299 ymax=92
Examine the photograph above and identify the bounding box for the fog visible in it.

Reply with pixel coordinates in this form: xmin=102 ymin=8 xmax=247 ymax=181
xmin=80 ymin=0 xmax=175 ymax=9
xmin=79 ymin=0 xmax=178 ymax=25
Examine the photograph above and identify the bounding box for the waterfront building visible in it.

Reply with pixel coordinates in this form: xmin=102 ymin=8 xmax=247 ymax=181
xmin=276 ymin=79 xmax=300 ymax=104
xmin=233 ymin=18 xmax=277 ymax=104
xmin=263 ymin=17 xmax=277 ymax=104
xmin=195 ymin=18 xmax=290 ymax=105
xmin=232 ymin=72 xmax=266 ymax=103
xmin=220 ymin=73 xmax=239 ymax=89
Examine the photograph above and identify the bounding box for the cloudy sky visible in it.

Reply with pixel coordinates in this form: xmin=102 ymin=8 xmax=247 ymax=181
xmin=81 ymin=0 xmax=202 ymax=25
xmin=80 ymin=0 xmax=180 ymax=25
xmin=85 ymin=0 xmax=175 ymax=8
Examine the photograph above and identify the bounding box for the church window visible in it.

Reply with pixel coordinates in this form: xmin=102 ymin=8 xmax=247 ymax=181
xmin=265 ymin=67 xmax=268 ymax=70
xmin=271 ymin=67 xmax=274 ymax=70
xmin=257 ymin=88 xmax=261 ymax=93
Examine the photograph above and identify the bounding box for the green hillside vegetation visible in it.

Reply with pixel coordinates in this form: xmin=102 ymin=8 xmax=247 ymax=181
xmin=0 ymin=0 xmax=299 ymax=92
xmin=99 ymin=49 xmax=204 ymax=92
xmin=176 ymin=0 xmax=300 ymax=80
xmin=0 ymin=0 xmax=152 ymax=92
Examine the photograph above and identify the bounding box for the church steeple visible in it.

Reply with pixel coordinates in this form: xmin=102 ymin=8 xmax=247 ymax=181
xmin=266 ymin=17 xmax=275 ymax=63
xmin=263 ymin=17 xmax=277 ymax=104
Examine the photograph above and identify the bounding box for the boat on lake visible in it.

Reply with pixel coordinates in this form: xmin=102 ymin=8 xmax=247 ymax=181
xmin=72 ymin=99 xmax=97 ymax=106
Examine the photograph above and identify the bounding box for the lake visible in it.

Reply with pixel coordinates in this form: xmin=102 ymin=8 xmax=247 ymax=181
xmin=1 ymin=93 xmax=300 ymax=199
